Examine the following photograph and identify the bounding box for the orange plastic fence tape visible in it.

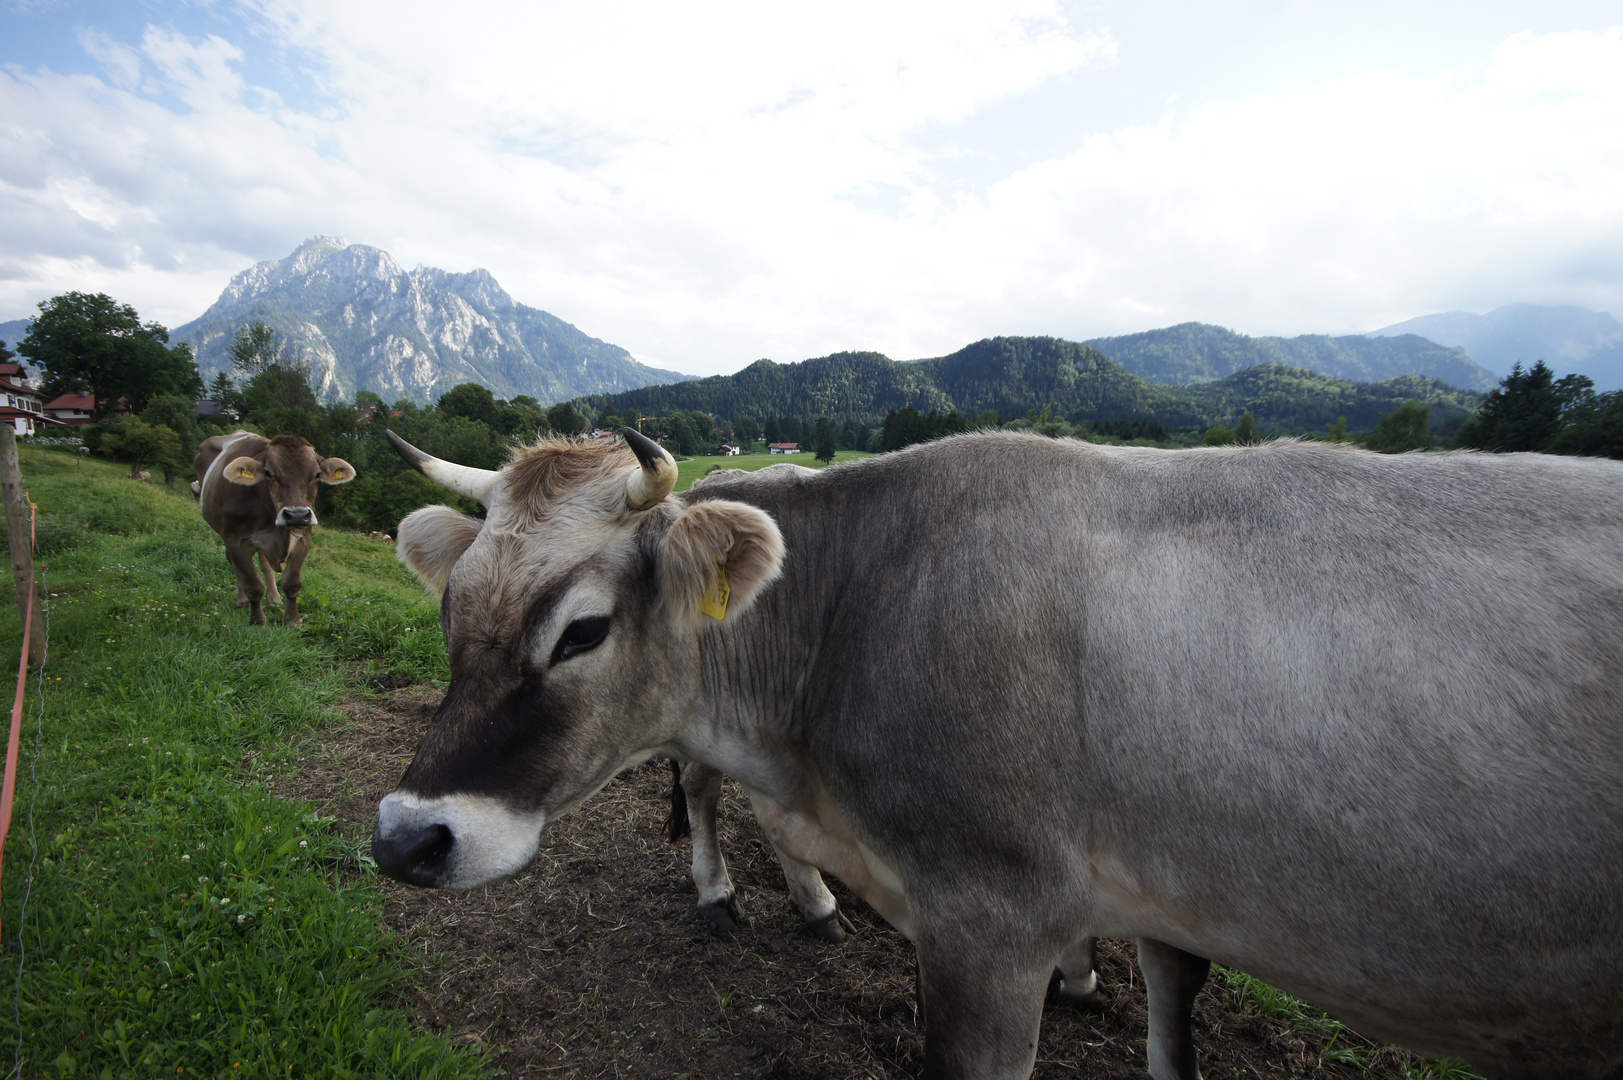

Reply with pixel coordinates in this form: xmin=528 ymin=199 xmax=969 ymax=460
xmin=0 ymin=502 xmax=39 ymax=941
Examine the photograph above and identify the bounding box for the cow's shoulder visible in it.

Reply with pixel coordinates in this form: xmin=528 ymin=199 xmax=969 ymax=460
xmin=195 ymin=430 xmax=264 ymax=477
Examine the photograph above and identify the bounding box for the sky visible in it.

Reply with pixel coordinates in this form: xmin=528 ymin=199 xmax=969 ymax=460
xmin=2 ymin=0 xmax=1621 ymax=377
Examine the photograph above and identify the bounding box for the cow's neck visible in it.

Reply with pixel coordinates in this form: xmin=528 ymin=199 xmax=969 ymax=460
xmin=680 ymin=481 xmax=852 ymax=805
xmin=249 ymin=524 xmax=305 ymax=568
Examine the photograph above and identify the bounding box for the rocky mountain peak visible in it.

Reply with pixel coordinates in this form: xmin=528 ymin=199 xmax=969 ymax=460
xmin=174 ymin=239 xmax=689 ymax=404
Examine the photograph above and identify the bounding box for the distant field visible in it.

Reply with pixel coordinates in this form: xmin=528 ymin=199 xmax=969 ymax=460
xmin=673 ymin=449 xmax=872 ymax=491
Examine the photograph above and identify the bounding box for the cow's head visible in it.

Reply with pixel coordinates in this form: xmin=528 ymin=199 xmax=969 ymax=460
xmin=222 ymin=434 xmax=355 ymax=527
xmin=372 ymin=428 xmax=783 ymax=889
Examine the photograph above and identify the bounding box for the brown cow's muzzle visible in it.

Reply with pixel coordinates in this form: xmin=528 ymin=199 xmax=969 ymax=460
xmin=275 ymin=506 xmax=317 ymax=527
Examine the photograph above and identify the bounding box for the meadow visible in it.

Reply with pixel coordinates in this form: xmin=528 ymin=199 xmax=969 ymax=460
xmin=0 ymin=441 xmax=1478 ymax=1079
xmin=0 ymin=444 xmax=472 ymax=1078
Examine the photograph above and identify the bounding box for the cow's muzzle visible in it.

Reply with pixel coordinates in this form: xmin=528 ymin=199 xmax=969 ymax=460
xmin=372 ymin=821 xmax=454 ymax=887
xmin=275 ymin=506 xmax=317 ymax=527
xmin=372 ymin=791 xmax=547 ymax=889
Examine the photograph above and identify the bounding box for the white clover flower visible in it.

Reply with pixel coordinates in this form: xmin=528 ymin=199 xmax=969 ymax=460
xmin=298 ymin=841 xmax=307 ymax=849
xmin=181 ymin=855 xmax=190 ymax=863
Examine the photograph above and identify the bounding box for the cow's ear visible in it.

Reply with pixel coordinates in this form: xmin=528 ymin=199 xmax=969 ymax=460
xmin=320 ymin=457 xmax=356 ymax=485
xmin=659 ymin=500 xmax=784 ymax=624
xmin=223 ymin=456 xmax=265 ymax=485
xmin=397 ymin=504 xmax=483 ymax=595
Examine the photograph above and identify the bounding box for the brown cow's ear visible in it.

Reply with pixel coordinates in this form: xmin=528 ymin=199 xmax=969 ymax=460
xmin=397 ymin=505 xmax=483 ymax=595
xmin=659 ymin=500 xmax=784 ymax=624
xmin=223 ymin=456 xmax=265 ymax=485
xmin=319 ymin=457 xmax=356 ymax=485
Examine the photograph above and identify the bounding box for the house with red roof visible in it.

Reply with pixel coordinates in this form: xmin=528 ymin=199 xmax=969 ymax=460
xmin=0 ymin=362 xmax=55 ymax=436
xmin=43 ymin=392 xmax=96 ymax=428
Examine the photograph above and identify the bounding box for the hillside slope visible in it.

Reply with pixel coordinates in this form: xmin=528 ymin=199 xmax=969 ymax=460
xmin=581 ymin=336 xmax=1481 ymax=433
xmin=1086 ymin=323 xmax=1496 ymax=391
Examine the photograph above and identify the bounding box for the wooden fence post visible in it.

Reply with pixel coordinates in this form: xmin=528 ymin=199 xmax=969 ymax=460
xmin=0 ymin=426 xmax=46 ymax=667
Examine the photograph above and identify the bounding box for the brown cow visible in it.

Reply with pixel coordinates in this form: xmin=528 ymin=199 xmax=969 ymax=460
xmin=193 ymin=430 xmax=355 ymax=626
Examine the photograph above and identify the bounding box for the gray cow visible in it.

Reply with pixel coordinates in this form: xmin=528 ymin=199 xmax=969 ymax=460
xmin=372 ymin=428 xmax=1623 ymax=1080
xmin=194 ymin=430 xmax=355 ymax=625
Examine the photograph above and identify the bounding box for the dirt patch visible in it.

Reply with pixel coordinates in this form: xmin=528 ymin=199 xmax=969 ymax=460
xmin=278 ymin=685 xmax=1419 ymax=1079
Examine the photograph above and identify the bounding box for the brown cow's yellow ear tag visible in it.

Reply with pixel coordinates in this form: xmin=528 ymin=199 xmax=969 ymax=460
xmin=700 ymin=562 xmax=730 ymax=621
xmin=233 ymin=466 xmax=257 ymax=482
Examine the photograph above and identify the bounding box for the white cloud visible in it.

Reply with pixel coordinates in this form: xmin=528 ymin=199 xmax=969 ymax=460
xmin=0 ymin=5 xmax=1620 ymax=377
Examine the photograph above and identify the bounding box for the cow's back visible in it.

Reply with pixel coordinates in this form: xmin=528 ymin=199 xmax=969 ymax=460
xmin=704 ymin=436 xmax=1623 ymax=1074
xmin=195 ymin=430 xmax=264 ymax=536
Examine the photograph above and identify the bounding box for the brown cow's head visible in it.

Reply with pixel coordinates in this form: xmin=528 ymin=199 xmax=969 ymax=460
xmin=221 ymin=435 xmax=355 ymax=526
xmin=372 ymin=429 xmax=783 ymax=889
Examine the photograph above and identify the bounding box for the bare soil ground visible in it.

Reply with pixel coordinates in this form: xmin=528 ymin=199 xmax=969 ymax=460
xmin=275 ymin=683 xmax=1431 ymax=1080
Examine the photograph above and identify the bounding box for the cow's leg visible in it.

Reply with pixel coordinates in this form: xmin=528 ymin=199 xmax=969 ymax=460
xmin=1138 ymin=937 xmax=1209 ymax=1080
xmin=224 ymin=540 xmax=266 ymax=626
xmin=916 ymin=932 xmax=1051 ymax=1080
xmin=680 ymin=764 xmax=854 ymax=941
xmin=1051 ymin=935 xmax=1102 ymax=1008
xmin=279 ymin=536 xmax=309 ymax=627
xmin=767 ymin=840 xmax=857 ymax=943
xmin=680 ymin=762 xmax=746 ymax=931
xmin=260 ymin=553 xmax=281 ymax=607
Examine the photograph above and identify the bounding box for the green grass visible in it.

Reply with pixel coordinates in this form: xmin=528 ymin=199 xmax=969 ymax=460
xmin=673 ymin=449 xmax=873 ymax=491
xmin=1215 ymin=968 xmax=1484 ymax=1078
xmin=0 ymin=445 xmax=475 ymax=1079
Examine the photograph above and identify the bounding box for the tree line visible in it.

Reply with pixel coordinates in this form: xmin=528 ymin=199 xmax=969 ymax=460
xmin=10 ymin=290 xmax=1622 ymax=539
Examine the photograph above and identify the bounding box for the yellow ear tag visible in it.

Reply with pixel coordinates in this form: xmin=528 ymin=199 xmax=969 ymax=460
xmin=700 ymin=562 xmax=730 ymax=621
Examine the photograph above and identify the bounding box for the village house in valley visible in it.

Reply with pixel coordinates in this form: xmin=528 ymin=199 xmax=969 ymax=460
xmin=42 ymin=391 xmax=95 ymax=427
xmin=0 ymin=362 xmax=55 ymax=435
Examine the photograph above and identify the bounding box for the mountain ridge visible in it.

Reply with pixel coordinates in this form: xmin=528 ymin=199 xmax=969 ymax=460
xmin=1370 ymin=304 xmax=1623 ymax=390
xmin=170 ymin=237 xmax=691 ymax=404
xmin=1085 ymin=322 xmax=1497 ymax=391
xmin=579 ymin=335 xmax=1484 ymax=435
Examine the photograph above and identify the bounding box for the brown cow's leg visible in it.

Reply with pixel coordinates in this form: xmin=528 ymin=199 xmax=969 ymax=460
xmin=1139 ymin=937 xmax=1209 ymax=1080
xmin=917 ymin=931 xmax=1050 ymax=1080
xmin=224 ymin=540 xmax=266 ymax=626
xmin=280 ymin=533 xmax=310 ymax=626
xmin=260 ymin=553 xmax=281 ymax=607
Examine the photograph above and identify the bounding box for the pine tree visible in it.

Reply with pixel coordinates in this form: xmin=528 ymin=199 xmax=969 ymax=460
xmin=814 ymin=417 xmax=837 ymax=463
xmin=1457 ymin=361 xmax=1563 ymax=452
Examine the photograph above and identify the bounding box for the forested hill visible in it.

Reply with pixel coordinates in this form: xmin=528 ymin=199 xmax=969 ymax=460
xmin=584 ymin=350 xmax=957 ymax=425
xmin=1085 ymin=323 xmax=1497 ymax=392
xmin=578 ymin=335 xmax=1482 ymax=433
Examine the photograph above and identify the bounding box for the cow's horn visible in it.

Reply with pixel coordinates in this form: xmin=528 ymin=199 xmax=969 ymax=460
xmin=623 ymin=427 xmax=677 ymax=510
xmin=385 ymin=429 xmax=498 ymax=506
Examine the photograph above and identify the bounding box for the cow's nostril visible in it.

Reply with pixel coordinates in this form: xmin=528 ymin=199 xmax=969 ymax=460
xmin=372 ymin=822 xmax=454 ymax=887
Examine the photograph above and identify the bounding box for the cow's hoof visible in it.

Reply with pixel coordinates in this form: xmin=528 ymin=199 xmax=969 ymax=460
xmin=236 ymin=599 xmax=250 ymax=609
xmin=805 ymin=905 xmax=857 ymax=944
xmin=284 ymin=616 xmax=303 ymax=627
xmin=1048 ymin=968 xmax=1105 ymax=1010
xmin=698 ymin=893 xmax=746 ymax=933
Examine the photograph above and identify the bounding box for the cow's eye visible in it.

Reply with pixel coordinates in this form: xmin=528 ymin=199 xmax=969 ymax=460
xmin=552 ymin=616 xmax=611 ymax=663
